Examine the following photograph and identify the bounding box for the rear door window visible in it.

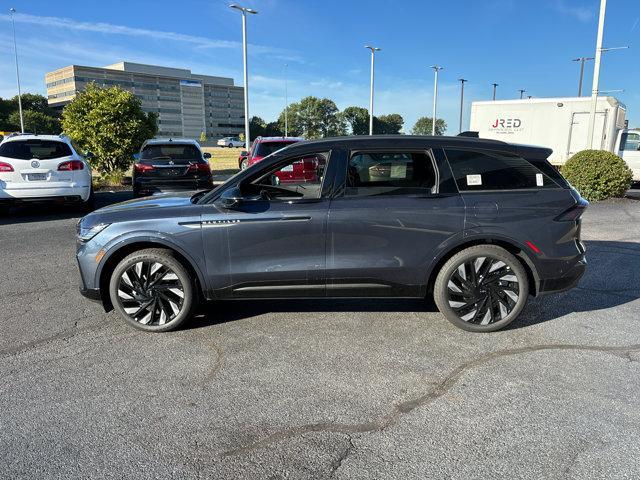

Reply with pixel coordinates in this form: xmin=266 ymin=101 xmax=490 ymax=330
xmin=346 ymin=151 xmax=437 ymax=197
xmin=445 ymin=149 xmax=560 ymax=191
xmin=254 ymin=142 xmax=294 ymax=157
xmin=0 ymin=140 xmax=72 ymax=160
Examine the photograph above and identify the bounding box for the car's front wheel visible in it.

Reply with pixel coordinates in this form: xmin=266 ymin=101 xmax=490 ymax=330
xmin=240 ymin=158 xmax=248 ymax=170
xmin=433 ymin=245 xmax=529 ymax=332
xmin=109 ymin=248 xmax=195 ymax=332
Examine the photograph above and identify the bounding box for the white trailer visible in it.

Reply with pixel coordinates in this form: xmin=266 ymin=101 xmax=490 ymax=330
xmin=469 ymin=97 xmax=640 ymax=180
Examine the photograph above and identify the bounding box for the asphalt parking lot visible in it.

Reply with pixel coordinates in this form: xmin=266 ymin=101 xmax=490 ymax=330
xmin=1 ymin=192 xmax=639 ymax=479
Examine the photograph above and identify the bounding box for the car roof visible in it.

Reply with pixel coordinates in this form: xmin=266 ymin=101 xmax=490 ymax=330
xmin=281 ymin=134 xmax=552 ymax=158
xmin=143 ymin=138 xmax=200 ymax=147
xmin=255 ymin=136 xmax=305 ymax=143
xmin=1 ymin=134 xmax=71 ymax=144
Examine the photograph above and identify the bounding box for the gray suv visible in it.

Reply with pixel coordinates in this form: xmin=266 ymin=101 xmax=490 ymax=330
xmin=77 ymin=135 xmax=587 ymax=333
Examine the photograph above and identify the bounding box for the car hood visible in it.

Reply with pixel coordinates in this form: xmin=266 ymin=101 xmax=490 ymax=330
xmin=80 ymin=192 xmax=205 ymax=228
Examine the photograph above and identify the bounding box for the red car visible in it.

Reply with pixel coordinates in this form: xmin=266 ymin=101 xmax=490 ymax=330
xmin=238 ymin=136 xmax=304 ymax=170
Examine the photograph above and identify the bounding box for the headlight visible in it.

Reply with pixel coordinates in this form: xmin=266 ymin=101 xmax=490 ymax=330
xmin=77 ymin=223 xmax=110 ymax=242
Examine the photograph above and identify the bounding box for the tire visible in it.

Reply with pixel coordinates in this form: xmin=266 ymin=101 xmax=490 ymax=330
xmin=433 ymin=245 xmax=529 ymax=332
xmin=109 ymin=248 xmax=196 ymax=332
xmin=228 ymin=143 xmax=233 ymax=148
xmin=240 ymin=158 xmax=248 ymax=170
xmin=79 ymin=186 xmax=95 ymax=213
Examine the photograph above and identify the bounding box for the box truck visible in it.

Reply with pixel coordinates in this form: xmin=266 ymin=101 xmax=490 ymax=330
xmin=469 ymin=97 xmax=640 ymax=180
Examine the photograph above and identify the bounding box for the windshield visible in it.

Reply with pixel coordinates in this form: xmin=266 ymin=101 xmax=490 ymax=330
xmin=0 ymin=140 xmax=72 ymax=160
xmin=254 ymin=141 xmax=295 ymax=157
xmin=140 ymin=144 xmax=201 ymax=162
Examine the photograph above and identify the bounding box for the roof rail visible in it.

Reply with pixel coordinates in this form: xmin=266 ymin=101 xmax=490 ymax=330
xmin=457 ymin=131 xmax=479 ymax=138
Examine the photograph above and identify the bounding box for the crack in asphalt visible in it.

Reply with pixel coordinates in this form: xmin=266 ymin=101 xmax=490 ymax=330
xmin=201 ymin=337 xmax=224 ymax=388
xmin=221 ymin=343 xmax=640 ymax=457
xmin=0 ymin=320 xmax=108 ymax=358
xmin=329 ymin=434 xmax=356 ymax=479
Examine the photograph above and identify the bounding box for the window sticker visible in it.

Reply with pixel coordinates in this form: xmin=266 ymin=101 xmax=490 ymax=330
xmin=390 ymin=164 xmax=407 ymax=179
xmin=536 ymin=173 xmax=544 ymax=186
xmin=466 ymin=174 xmax=482 ymax=186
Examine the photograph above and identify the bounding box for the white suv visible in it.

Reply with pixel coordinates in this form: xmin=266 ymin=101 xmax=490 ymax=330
xmin=0 ymin=134 xmax=93 ymax=214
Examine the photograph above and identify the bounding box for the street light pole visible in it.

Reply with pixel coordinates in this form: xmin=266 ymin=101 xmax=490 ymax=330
xmin=572 ymin=57 xmax=594 ymax=97
xmin=458 ymin=78 xmax=467 ymax=134
xmin=492 ymin=83 xmax=498 ymax=101
xmin=229 ymin=4 xmax=257 ymax=148
xmin=587 ymin=0 xmax=607 ymax=149
xmin=365 ymin=46 xmax=381 ymax=135
xmin=430 ymin=65 xmax=443 ymax=136
xmin=9 ymin=8 xmax=24 ymax=133
xmin=284 ymin=63 xmax=288 ymax=137
xmin=518 ymin=89 xmax=526 ymax=99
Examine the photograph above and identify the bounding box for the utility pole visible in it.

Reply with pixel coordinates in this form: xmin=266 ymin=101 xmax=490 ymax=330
xmin=492 ymin=83 xmax=498 ymax=101
xmin=458 ymin=78 xmax=467 ymax=133
xmin=365 ymin=46 xmax=381 ymax=135
xmin=9 ymin=8 xmax=24 ymax=133
xmin=587 ymin=0 xmax=607 ymax=148
xmin=430 ymin=65 xmax=443 ymax=135
xmin=229 ymin=4 xmax=257 ymax=148
xmin=284 ymin=63 xmax=288 ymax=137
xmin=572 ymin=57 xmax=594 ymax=97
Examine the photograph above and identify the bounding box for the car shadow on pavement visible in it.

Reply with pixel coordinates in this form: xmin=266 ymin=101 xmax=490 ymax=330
xmin=189 ymin=240 xmax=640 ymax=332
xmin=0 ymin=191 xmax=132 ymax=226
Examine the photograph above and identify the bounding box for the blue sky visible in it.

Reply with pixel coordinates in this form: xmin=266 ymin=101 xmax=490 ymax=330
xmin=1 ymin=0 xmax=638 ymax=132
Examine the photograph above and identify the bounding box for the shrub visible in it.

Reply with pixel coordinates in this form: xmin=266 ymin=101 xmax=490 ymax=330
xmin=561 ymin=150 xmax=632 ymax=201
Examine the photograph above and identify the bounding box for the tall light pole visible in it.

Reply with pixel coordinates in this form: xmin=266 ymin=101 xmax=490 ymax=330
xmin=518 ymin=89 xmax=526 ymax=99
xmin=587 ymin=0 xmax=607 ymax=148
xmin=492 ymin=83 xmax=498 ymax=101
xmin=430 ymin=65 xmax=443 ymax=136
xmin=284 ymin=63 xmax=288 ymax=137
xmin=229 ymin=4 xmax=257 ymax=148
xmin=572 ymin=57 xmax=594 ymax=97
xmin=9 ymin=8 xmax=24 ymax=133
xmin=365 ymin=46 xmax=381 ymax=135
xmin=458 ymin=78 xmax=467 ymax=134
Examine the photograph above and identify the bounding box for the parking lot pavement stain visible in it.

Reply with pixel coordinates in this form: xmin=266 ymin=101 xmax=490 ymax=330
xmin=221 ymin=342 xmax=640 ymax=457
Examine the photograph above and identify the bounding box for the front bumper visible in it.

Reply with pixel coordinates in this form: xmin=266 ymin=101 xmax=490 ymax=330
xmin=538 ymin=255 xmax=587 ymax=294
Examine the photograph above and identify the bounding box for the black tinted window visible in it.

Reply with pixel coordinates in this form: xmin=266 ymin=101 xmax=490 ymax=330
xmin=141 ymin=144 xmax=201 ymax=161
xmin=346 ymin=151 xmax=436 ymax=197
xmin=0 ymin=140 xmax=72 ymax=160
xmin=445 ymin=149 xmax=558 ymax=191
xmin=255 ymin=142 xmax=294 ymax=157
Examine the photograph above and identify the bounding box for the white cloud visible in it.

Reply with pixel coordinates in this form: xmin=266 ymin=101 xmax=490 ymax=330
xmin=551 ymin=0 xmax=594 ymax=23
xmin=0 ymin=12 xmax=291 ymax=56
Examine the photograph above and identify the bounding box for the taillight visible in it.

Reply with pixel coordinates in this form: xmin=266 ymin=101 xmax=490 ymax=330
xmin=188 ymin=163 xmax=211 ymax=174
xmin=58 ymin=160 xmax=85 ymax=171
xmin=0 ymin=162 xmax=14 ymax=172
xmin=554 ymin=198 xmax=589 ymax=222
xmin=134 ymin=163 xmax=155 ymax=173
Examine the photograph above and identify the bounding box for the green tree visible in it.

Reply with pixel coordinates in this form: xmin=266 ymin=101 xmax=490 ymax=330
xmin=62 ymin=83 xmax=157 ymax=174
xmin=278 ymin=96 xmax=346 ymax=139
xmin=9 ymin=110 xmax=61 ymax=134
xmin=375 ymin=113 xmax=404 ymax=134
xmin=249 ymin=116 xmax=266 ymax=139
xmin=0 ymin=98 xmax=14 ymax=130
xmin=411 ymin=116 xmax=447 ymax=136
xmin=264 ymin=121 xmax=283 ymax=137
xmin=342 ymin=106 xmax=369 ymax=135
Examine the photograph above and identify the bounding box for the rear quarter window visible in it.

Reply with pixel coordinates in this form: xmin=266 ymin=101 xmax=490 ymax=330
xmin=445 ymin=149 xmax=560 ymax=191
xmin=0 ymin=140 xmax=73 ymax=160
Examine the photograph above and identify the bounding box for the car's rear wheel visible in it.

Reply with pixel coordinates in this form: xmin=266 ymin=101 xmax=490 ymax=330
xmin=433 ymin=245 xmax=529 ymax=332
xmin=109 ymin=248 xmax=195 ymax=332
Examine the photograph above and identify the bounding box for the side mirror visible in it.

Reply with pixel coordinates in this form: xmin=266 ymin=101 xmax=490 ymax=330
xmin=85 ymin=152 xmax=95 ymax=159
xmin=203 ymin=152 xmax=212 ymax=159
xmin=240 ymin=151 xmax=248 ymax=157
xmin=132 ymin=153 xmax=140 ymax=161
xmin=220 ymin=186 xmax=244 ymax=209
